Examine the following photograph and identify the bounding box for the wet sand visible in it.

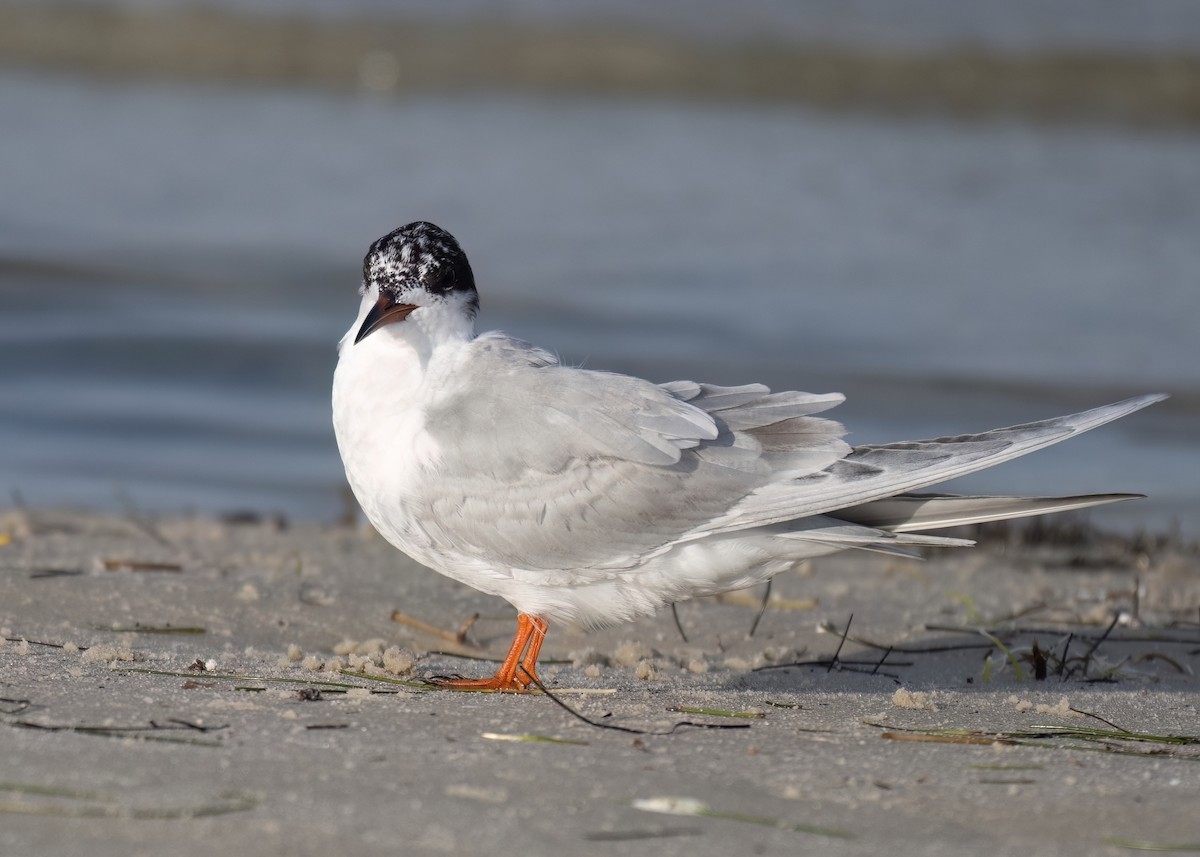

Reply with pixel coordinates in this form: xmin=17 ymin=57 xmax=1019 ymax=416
xmin=2 ymin=508 xmax=1198 ymax=855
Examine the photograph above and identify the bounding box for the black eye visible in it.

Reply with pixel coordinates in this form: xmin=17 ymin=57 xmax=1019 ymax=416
xmin=423 ymin=264 xmax=455 ymax=294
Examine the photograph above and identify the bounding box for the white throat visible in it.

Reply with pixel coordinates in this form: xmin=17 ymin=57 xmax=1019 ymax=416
xmin=337 ymin=288 xmax=477 ymax=365
xmin=332 ymin=286 xmax=478 ymax=559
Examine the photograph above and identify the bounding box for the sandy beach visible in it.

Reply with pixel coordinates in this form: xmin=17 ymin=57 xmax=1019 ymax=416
xmin=2 ymin=507 xmax=1197 ymax=856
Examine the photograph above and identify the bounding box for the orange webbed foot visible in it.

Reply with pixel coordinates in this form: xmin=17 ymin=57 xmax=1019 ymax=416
xmin=427 ymin=613 xmax=547 ymax=692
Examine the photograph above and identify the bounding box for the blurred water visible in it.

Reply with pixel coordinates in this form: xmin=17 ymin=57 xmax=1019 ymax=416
xmin=59 ymin=0 xmax=1200 ymax=53
xmin=1 ymin=74 xmax=1197 ymax=533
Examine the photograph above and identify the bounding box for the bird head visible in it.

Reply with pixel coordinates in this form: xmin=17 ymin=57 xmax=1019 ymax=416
xmin=353 ymin=221 xmax=479 ymax=345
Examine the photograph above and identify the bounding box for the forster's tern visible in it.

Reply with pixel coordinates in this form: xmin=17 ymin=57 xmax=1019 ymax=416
xmin=332 ymin=221 xmax=1164 ymax=691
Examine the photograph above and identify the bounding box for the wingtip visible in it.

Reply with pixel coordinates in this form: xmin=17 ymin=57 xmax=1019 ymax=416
xmin=1066 ymin=392 xmax=1166 ymax=431
xmin=1125 ymin=392 xmax=1169 ymax=409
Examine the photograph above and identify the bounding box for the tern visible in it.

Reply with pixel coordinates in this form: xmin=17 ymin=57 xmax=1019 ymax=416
xmin=332 ymin=221 xmax=1163 ymax=691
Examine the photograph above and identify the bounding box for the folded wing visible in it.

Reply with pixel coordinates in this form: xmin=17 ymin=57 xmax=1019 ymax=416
xmin=417 ymin=336 xmax=848 ymax=571
xmin=418 ymin=335 xmax=1162 ymax=573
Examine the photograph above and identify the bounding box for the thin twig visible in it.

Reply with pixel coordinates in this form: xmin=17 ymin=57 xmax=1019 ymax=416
xmin=454 ymin=613 xmax=480 ymax=645
xmin=517 ymin=667 xmax=750 ymax=736
xmin=828 ymin=614 xmax=853 ymax=672
xmin=3 ymin=637 xmax=89 ymax=651
xmin=391 ymin=611 xmax=484 ymax=651
xmin=1079 ymin=613 xmax=1123 ymax=667
xmin=99 ymin=559 xmax=182 ymax=573
xmin=16 ymin=720 xmax=227 ymax=735
xmin=819 ymin=623 xmax=995 ymax=654
xmin=1056 ymin=633 xmax=1074 ymax=679
xmin=1068 ymin=707 xmax=1126 ymax=732
xmin=28 ymin=568 xmax=84 ymax=579
xmin=753 ymin=660 xmax=903 ymax=681
xmin=114 ymin=487 xmax=173 ymax=547
xmin=0 ymin=698 xmax=31 ymax=715
xmin=748 ymin=579 xmax=772 ymax=638
xmin=924 ymin=624 xmax=1199 ymax=646
xmin=161 ymin=718 xmax=225 ymax=733
xmin=669 ymin=603 xmax=688 ymax=643
xmin=754 ymin=657 xmax=912 ymax=672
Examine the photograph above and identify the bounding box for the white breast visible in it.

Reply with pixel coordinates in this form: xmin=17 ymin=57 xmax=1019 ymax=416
xmin=332 ymin=327 xmax=444 ymax=560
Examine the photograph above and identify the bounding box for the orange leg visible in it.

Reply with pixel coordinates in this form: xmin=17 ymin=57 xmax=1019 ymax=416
xmin=430 ymin=613 xmax=548 ymax=692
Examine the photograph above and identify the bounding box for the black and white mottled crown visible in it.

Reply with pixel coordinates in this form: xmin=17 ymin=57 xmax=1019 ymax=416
xmin=363 ymin=221 xmax=478 ymax=314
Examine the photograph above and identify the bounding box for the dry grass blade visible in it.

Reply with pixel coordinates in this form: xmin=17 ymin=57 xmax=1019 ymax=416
xmin=28 ymin=567 xmax=84 ymax=579
xmin=1028 ymin=724 xmax=1200 ymax=746
xmin=121 ymin=667 xmax=369 ymax=690
xmin=1135 ymin=652 xmax=1192 ymax=674
xmin=977 ymin=628 xmax=1025 ymax=681
xmin=0 ymin=698 xmax=31 ymax=715
xmin=666 ymin=706 xmax=766 ymax=720
xmin=0 ymin=784 xmax=258 ymax=819
xmin=632 ymin=796 xmax=853 ymax=840
xmin=480 ymin=732 xmax=588 ymax=745
xmin=12 ymin=720 xmax=227 ymax=748
xmin=4 ymin=636 xmax=88 ymax=651
xmin=99 ymin=559 xmax=182 ymax=572
xmin=390 ymin=610 xmax=484 ymax=651
xmin=0 ymin=782 xmax=108 ymax=801
xmin=1104 ymin=838 xmax=1200 ymax=852
xmin=583 ymin=827 xmax=700 ymax=842
xmin=868 ymin=722 xmax=1200 ymax=760
xmin=335 ymin=670 xmax=433 ymax=690
xmin=97 ymin=624 xmax=206 ymax=634
xmin=881 ymin=731 xmax=1011 ymax=746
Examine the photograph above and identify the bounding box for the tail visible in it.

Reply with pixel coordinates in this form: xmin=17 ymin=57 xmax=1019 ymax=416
xmin=701 ymin=393 xmax=1165 ymax=537
xmin=832 ymin=492 xmax=1141 ymax=533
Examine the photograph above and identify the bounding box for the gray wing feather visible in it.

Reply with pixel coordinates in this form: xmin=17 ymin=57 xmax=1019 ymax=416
xmin=662 ymin=381 xmax=850 ymax=476
xmin=661 ymin=381 xmax=844 ymax=427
